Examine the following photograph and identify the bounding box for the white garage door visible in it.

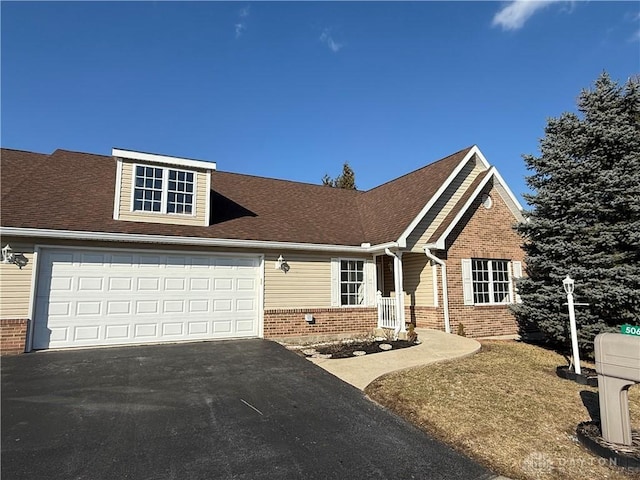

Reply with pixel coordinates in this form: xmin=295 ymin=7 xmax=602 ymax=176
xmin=33 ymin=248 xmax=261 ymax=350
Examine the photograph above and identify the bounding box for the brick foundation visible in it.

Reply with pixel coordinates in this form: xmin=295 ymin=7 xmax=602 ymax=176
xmin=263 ymin=307 xmax=377 ymax=340
xmin=1 ymin=319 xmax=28 ymax=355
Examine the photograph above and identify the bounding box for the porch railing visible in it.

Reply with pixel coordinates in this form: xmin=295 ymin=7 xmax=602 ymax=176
xmin=376 ymin=291 xmax=396 ymax=329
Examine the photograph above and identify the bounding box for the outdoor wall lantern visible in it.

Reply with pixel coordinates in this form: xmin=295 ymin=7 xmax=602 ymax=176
xmin=563 ymin=275 xmax=581 ymax=375
xmin=1 ymin=244 xmax=28 ymax=269
xmin=275 ymin=255 xmax=290 ymax=273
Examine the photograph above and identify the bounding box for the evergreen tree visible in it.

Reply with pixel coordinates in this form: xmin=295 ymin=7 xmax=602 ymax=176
xmin=322 ymin=162 xmax=357 ymax=189
xmin=515 ymin=72 xmax=640 ymax=352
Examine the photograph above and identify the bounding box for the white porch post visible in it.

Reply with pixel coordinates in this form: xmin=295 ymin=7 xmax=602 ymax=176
xmin=393 ymin=252 xmax=406 ymax=334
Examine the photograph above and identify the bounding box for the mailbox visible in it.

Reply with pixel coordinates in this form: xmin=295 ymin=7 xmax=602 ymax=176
xmin=594 ymin=333 xmax=640 ymax=445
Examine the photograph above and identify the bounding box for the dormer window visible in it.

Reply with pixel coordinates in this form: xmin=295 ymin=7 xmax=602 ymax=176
xmin=133 ymin=165 xmax=194 ymax=215
xmin=113 ymin=148 xmax=215 ymax=227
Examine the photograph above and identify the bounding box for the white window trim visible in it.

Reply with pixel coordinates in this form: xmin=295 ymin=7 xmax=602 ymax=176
xmin=331 ymin=257 xmax=374 ymax=308
xmin=462 ymin=258 xmax=515 ymax=306
xmin=131 ymin=163 xmax=196 ymax=217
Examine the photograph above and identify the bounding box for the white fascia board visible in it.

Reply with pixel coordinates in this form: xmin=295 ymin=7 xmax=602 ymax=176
xmin=429 ymin=167 xmax=498 ymax=250
xmin=205 ymin=170 xmax=212 ymax=227
xmin=0 ymin=227 xmax=391 ymax=254
xmin=113 ymin=158 xmax=123 ymax=220
xmin=396 ymin=145 xmax=484 ymax=248
xmin=491 ymin=168 xmax=524 ymax=213
xmin=112 ymin=148 xmax=216 ymax=171
xmin=367 ymin=242 xmax=400 ymax=254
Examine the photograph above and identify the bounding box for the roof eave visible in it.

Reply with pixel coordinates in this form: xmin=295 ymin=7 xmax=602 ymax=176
xmin=0 ymin=226 xmax=397 ymax=254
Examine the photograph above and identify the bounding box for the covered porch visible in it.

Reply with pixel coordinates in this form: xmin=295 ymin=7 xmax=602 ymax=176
xmin=374 ymin=250 xmax=448 ymax=336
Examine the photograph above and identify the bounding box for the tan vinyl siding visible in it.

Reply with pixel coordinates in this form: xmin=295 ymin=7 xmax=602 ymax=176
xmin=402 ymin=252 xmax=434 ymax=307
xmin=118 ymin=161 xmax=209 ymax=226
xmin=0 ymin=242 xmax=34 ymax=318
xmin=264 ymin=252 xmax=333 ymax=309
xmin=407 ymin=155 xmax=487 ymax=252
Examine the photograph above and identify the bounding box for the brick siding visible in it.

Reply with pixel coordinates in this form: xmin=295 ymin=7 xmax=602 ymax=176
xmin=1 ymin=319 xmax=28 ymax=355
xmin=439 ymin=184 xmax=524 ymax=338
xmin=263 ymin=307 xmax=377 ymax=340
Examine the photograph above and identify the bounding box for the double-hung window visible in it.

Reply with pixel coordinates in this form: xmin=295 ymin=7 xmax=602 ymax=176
xmin=133 ymin=165 xmax=194 ymax=214
xmin=340 ymin=259 xmax=365 ymax=306
xmin=462 ymin=258 xmax=514 ymax=305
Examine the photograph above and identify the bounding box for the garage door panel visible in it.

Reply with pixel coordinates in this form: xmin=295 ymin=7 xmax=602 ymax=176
xmin=105 ymin=324 xmax=130 ymax=339
xmin=136 ymin=300 xmax=159 ymax=315
xmin=188 ymin=299 xmax=209 ymax=313
xmin=106 ymin=301 xmax=131 ymax=315
xmin=108 ymin=277 xmax=133 ymax=291
xmin=137 ymin=277 xmax=160 ymax=291
xmin=189 ymin=278 xmax=210 ymax=291
xmin=76 ymin=301 xmax=102 ymax=316
xmin=74 ymin=325 xmax=100 ymax=341
xmin=163 ymin=300 xmax=184 ymax=313
xmin=135 ymin=323 xmax=158 ymax=337
xmin=78 ymin=277 xmax=104 ymax=292
xmin=214 ymin=278 xmax=233 ymax=290
xmin=164 ymin=278 xmax=186 ymax=291
xmin=34 ymin=249 xmax=261 ymax=349
xmin=187 ymin=321 xmax=209 ymax=335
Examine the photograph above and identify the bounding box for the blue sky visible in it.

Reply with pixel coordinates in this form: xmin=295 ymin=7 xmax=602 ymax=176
xmin=2 ymin=1 xmax=639 ymax=206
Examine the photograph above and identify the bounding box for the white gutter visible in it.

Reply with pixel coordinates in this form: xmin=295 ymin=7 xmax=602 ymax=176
xmin=424 ymin=246 xmax=451 ymax=334
xmin=384 ymin=248 xmax=406 ymax=336
xmin=0 ymin=226 xmax=397 ymax=254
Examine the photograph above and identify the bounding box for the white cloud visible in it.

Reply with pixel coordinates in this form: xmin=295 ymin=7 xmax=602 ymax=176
xmin=492 ymin=0 xmax=562 ymax=31
xmin=234 ymin=5 xmax=250 ymax=39
xmin=235 ymin=23 xmax=246 ymax=39
xmin=320 ymin=28 xmax=344 ymax=53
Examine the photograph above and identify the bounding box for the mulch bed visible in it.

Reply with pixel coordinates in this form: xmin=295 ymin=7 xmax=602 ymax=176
xmin=556 ymin=365 xmax=599 ymax=387
xmin=306 ymin=339 xmax=417 ymax=359
xmin=576 ymin=421 xmax=640 ymax=470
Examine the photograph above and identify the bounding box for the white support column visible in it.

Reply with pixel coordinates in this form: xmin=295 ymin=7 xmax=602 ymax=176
xmin=393 ymin=252 xmax=406 ymax=334
xmin=384 ymin=248 xmax=406 ymax=336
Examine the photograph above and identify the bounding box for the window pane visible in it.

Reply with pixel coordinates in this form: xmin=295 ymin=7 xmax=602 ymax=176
xmin=169 ymin=170 xmax=176 ymax=180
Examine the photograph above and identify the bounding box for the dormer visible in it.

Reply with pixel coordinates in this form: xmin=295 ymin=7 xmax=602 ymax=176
xmin=112 ymin=148 xmax=216 ymax=227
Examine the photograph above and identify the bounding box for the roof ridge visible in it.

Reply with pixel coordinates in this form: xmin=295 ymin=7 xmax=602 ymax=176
xmin=1 ymin=147 xmax=49 ymax=156
xmin=214 ymin=169 xmax=364 ymax=195
xmin=362 ymin=145 xmax=475 ymax=194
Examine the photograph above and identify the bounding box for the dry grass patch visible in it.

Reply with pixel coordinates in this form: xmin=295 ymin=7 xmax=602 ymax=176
xmin=365 ymin=340 xmax=640 ymax=480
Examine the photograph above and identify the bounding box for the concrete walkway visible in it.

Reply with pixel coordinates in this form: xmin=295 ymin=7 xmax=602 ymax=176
xmin=307 ymin=328 xmax=481 ymax=390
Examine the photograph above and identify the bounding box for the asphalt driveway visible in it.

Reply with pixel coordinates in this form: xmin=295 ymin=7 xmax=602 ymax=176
xmin=2 ymin=339 xmax=493 ymax=480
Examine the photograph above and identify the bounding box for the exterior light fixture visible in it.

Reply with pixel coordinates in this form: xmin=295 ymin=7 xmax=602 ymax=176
xmin=563 ymin=275 xmax=575 ymax=295
xmin=275 ymin=255 xmax=290 ymax=273
xmin=1 ymin=244 xmax=28 ymax=269
xmin=563 ymin=275 xmax=581 ymax=375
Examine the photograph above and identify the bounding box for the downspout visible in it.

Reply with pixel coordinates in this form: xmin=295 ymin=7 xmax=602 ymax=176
xmin=384 ymin=248 xmax=405 ymax=336
xmin=424 ymin=247 xmax=451 ymax=334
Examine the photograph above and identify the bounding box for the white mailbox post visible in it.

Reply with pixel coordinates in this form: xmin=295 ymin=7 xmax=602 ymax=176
xmin=594 ymin=333 xmax=640 ymax=445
